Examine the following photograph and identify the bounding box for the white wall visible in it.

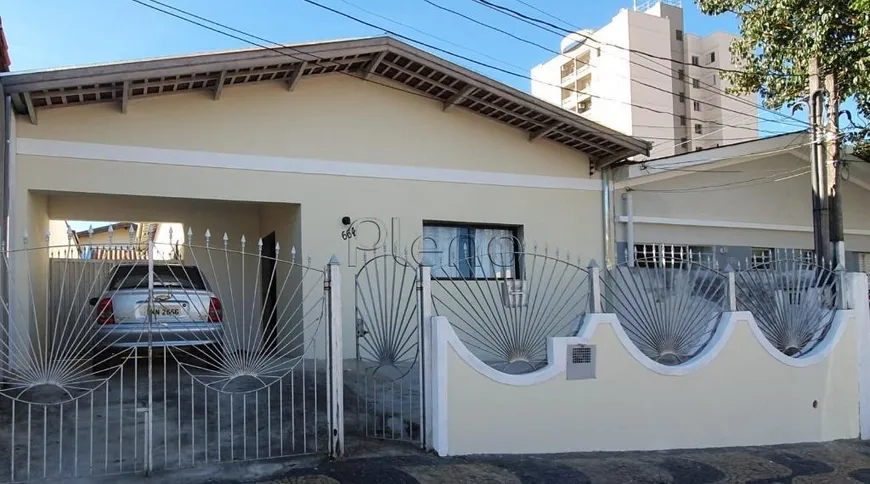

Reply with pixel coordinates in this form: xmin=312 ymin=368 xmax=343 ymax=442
xmin=432 ymin=305 xmax=861 ymax=455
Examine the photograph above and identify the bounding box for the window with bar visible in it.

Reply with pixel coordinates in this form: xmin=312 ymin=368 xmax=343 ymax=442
xmin=751 ymin=247 xmax=774 ymax=269
xmin=633 ymin=244 xmax=714 ymax=268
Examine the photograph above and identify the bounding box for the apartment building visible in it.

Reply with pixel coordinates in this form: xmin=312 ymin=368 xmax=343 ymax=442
xmin=530 ymin=0 xmax=759 ymax=158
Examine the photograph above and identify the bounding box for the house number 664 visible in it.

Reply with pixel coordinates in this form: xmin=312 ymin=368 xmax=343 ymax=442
xmin=340 ymin=227 xmax=357 ymax=240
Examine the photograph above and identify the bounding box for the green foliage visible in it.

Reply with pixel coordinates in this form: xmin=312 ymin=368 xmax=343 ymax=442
xmin=696 ymin=0 xmax=870 ymax=145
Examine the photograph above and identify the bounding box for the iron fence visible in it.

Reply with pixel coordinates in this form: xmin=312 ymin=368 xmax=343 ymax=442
xmin=0 ymin=228 xmax=341 ymax=482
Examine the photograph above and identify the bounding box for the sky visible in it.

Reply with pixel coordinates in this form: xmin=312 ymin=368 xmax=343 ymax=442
xmin=2 ymin=0 xmax=821 ymax=150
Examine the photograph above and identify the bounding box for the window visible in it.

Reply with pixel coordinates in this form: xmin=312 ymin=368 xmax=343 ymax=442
xmin=110 ymin=265 xmax=208 ymax=290
xmin=859 ymin=253 xmax=870 ymax=273
xmin=633 ymin=244 xmax=714 ymax=268
xmin=691 ymin=55 xmax=699 ymax=66
xmin=751 ymin=248 xmax=774 ymax=269
xmin=693 ymin=100 xmax=701 ymax=112
xmin=792 ymin=249 xmax=815 ymax=265
xmin=578 ymin=99 xmax=592 ymax=113
xmin=709 ymin=52 xmax=716 ymax=63
xmin=422 ymin=222 xmax=521 ymax=279
xmin=678 ymin=92 xmax=685 ymax=103
xmin=695 ymin=146 xmax=703 ymax=151
xmin=694 ymin=123 xmax=703 ymax=134
xmin=712 ymin=74 xmax=717 ymax=86
xmin=692 ymin=78 xmax=700 ymax=88
xmin=680 ymin=115 xmax=686 ymax=126
xmin=678 ymin=69 xmax=685 ymax=80
xmin=596 ymin=47 xmax=601 ymax=57
xmin=675 ymin=29 xmax=683 ymax=41
xmin=680 ymin=137 xmax=688 ymax=144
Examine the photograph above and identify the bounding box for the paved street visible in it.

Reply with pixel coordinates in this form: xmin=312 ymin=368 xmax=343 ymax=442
xmin=254 ymin=439 xmax=870 ymax=484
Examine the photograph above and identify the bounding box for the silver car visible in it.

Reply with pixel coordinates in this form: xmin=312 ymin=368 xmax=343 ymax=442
xmin=91 ymin=263 xmax=224 ymax=350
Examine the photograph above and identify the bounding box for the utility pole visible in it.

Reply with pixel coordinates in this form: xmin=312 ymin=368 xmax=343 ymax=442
xmin=808 ymin=57 xmax=832 ymax=266
xmin=825 ymin=72 xmax=845 ymax=267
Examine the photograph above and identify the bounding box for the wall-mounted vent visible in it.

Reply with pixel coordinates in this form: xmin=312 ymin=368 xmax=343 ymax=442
xmin=566 ymin=344 xmax=596 ymax=380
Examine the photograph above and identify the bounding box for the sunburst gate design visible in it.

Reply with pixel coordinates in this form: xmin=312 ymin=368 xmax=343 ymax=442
xmin=0 ymin=226 xmax=331 ymax=482
xmin=735 ymin=256 xmax=839 ymax=357
xmin=351 ymin=248 xmax=424 ymax=444
xmin=601 ymin=259 xmax=727 ymax=365
xmin=354 ymin=251 xmax=419 ymax=375
xmin=150 ymin=229 xmax=326 ymax=392
xmin=430 ymin=247 xmax=590 ymax=374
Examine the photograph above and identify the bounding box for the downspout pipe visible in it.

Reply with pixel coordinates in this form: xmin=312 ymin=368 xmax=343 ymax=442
xmin=0 ymin=86 xmax=8 ymax=378
xmin=623 ymin=190 xmax=634 ymax=267
xmin=601 ymin=167 xmax=616 ymax=269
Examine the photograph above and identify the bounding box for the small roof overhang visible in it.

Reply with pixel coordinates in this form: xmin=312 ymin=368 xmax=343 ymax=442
xmin=0 ymin=36 xmax=649 ymax=168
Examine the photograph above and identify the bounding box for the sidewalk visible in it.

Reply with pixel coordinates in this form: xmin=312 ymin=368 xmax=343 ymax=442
xmin=258 ymin=439 xmax=870 ymax=484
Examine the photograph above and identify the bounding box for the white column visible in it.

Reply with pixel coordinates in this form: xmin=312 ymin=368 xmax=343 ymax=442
xmin=326 ymin=256 xmax=344 ymax=458
xmin=848 ymin=272 xmax=870 ymax=439
xmin=419 ymin=265 xmax=432 ymax=449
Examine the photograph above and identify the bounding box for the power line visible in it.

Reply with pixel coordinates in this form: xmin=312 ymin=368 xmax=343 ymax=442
xmin=638 ymin=132 xmax=810 ymax=169
xmin=131 ymin=0 xmax=732 ymax=144
xmin=631 ymin=168 xmax=811 ymax=193
xmin=464 ymin=0 xmax=810 ymax=128
xmin=418 ymin=0 xmax=807 ymax=130
xmin=128 ymin=1 xmax=459 ymax=107
xmin=471 ymin=0 xmax=800 ymax=79
xmin=291 ymin=0 xmax=805 ymax=134
xmin=334 ymin=0 xmax=526 ymax=72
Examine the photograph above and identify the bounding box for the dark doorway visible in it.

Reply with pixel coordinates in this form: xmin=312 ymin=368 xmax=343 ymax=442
xmin=261 ymin=231 xmax=278 ymax=354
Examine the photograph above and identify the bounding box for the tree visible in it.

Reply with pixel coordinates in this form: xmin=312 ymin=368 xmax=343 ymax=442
xmin=697 ymin=0 xmax=870 ymax=149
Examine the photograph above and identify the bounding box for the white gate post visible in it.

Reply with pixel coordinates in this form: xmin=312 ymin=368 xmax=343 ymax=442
xmin=417 ymin=265 xmax=432 ymax=450
xmin=725 ymin=265 xmax=737 ymax=312
xmin=325 ymin=256 xmax=344 ymax=459
xmin=587 ymin=260 xmax=601 ymax=313
xmin=144 ymin=227 xmax=155 ymax=474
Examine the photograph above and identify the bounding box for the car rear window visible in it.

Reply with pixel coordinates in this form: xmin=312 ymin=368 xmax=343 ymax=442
xmin=109 ymin=265 xmax=208 ymax=290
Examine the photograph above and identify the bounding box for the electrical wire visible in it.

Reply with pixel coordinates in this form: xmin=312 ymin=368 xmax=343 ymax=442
xmin=464 ymin=0 xmax=810 ymax=129
xmin=649 ymin=111 xmax=765 ymax=154
xmin=647 ymin=132 xmax=810 ymax=168
xmin=471 ymin=0 xmax=800 ymax=78
xmin=418 ymin=0 xmax=808 ymax=130
xmin=128 ymin=1 xmax=461 ymax=107
xmin=334 ymin=0 xmax=527 ymax=72
xmin=131 ymin=0 xmax=737 ymax=144
xmin=472 ymin=0 xmax=810 ymax=126
xmin=292 ymin=0 xmax=806 ymax=134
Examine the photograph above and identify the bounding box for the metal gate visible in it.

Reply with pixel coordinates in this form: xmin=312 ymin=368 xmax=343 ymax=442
xmin=0 ymin=229 xmax=341 ymax=482
xmin=350 ymin=251 xmax=427 ymax=447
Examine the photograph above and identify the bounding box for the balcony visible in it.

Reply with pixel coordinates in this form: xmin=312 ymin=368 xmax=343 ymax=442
xmin=559 ymin=54 xmax=592 ymax=85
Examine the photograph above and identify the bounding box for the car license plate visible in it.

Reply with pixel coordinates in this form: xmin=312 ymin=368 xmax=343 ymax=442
xmin=151 ymin=307 xmax=181 ymax=316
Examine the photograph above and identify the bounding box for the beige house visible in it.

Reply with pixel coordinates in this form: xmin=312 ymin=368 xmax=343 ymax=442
xmin=0 ymin=36 xmax=648 ymax=354
xmin=614 ymin=131 xmax=870 ymax=271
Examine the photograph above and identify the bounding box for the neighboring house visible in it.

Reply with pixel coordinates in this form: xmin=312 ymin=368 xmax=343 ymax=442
xmin=530 ymin=0 xmax=758 ymax=158
xmin=0 ymin=36 xmax=649 ymax=353
xmin=45 ymin=221 xmax=183 ymax=259
xmin=613 ymin=131 xmax=870 ymax=272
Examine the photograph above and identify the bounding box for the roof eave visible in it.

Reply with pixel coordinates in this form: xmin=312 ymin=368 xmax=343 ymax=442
xmin=1 ymin=36 xmax=649 ymax=162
